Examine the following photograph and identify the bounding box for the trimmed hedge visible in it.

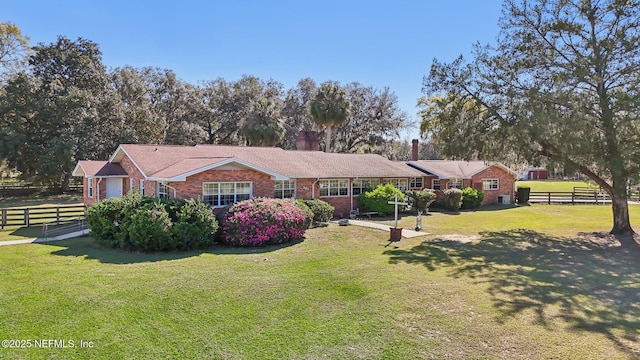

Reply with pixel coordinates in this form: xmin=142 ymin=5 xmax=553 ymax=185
xmin=299 ymin=199 xmax=334 ymax=224
xmin=461 ymin=187 xmax=484 ymax=209
xmin=86 ymin=193 xmax=218 ymax=252
xmin=222 ymin=198 xmax=312 ymax=247
xmin=517 ymin=186 xmax=530 ymax=204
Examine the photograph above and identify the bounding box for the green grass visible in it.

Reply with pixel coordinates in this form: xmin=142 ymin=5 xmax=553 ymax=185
xmin=382 ymin=204 xmax=640 ymax=236
xmin=0 ymin=193 xmax=82 ymax=208
xmin=0 ymin=194 xmax=84 ymax=242
xmin=1 ymin=204 xmax=640 ymax=359
xmin=515 ymin=180 xmax=594 ymax=192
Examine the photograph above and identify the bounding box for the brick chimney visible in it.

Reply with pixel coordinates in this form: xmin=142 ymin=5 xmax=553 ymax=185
xmin=411 ymin=139 xmax=419 ymax=161
xmin=296 ymin=131 xmax=319 ymax=151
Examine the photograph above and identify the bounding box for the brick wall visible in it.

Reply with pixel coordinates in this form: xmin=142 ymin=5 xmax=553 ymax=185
xmin=472 ymin=167 xmax=516 ymax=205
xmin=83 ymin=177 xmax=96 ymax=206
xmin=168 ymin=169 xmax=274 ymax=200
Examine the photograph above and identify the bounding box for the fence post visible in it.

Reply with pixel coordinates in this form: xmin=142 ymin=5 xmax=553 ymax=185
xmin=594 ymin=191 xmax=598 ymax=205
xmin=1 ymin=209 xmax=5 ymax=229
xmin=56 ymin=207 xmax=60 ymax=224
xmin=548 ymin=192 xmax=551 ymax=205
xmin=571 ymin=192 xmax=575 ymax=205
xmin=24 ymin=208 xmax=29 ymax=227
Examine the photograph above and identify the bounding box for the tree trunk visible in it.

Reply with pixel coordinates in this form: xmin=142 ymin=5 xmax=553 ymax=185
xmin=60 ymin=170 xmax=71 ymax=193
xmin=610 ymin=179 xmax=633 ymax=235
xmin=324 ymin=125 xmax=333 ymax=153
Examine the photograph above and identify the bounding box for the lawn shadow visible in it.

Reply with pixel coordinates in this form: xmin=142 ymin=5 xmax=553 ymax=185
xmin=2 ymin=226 xmax=43 ymax=239
xmin=47 ymin=237 xmax=305 ymax=264
xmin=383 ymin=229 xmax=640 ymax=356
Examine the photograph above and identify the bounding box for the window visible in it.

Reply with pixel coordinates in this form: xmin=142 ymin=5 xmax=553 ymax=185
xmin=88 ymin=177 xmax=94 ymax=198
xmin=410 ymin=177 xmax=423 ymax=189
xmin=274 ymin=180 xmax=296 ymax=199
xmin=352 ymin=178 xmax=380 ymax=196
xmin=129 ymin=179 xmax=134 ymax=194
xmin=203 ymin=182 xmax=252 ymax=207
xmin=384 ymin=178 xmax=408 ymax=191
xmin=482 ymin=179 xmax=499 ymax=190
xmin=446 ymin=179 xmax=463 ymax=189
xmin=432 ymin=179 xmax=441 ymax=191
xmin=157 ymin=182 xmax=168 ymax=199
xmin=319 ymin=179 xmax=349 ymax=197
xmin=139 ymin=179 xmax=145 ymax=195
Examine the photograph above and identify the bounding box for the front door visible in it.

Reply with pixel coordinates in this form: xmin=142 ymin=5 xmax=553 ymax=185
xmin=105 ymin=178 xmax=122 ymax=199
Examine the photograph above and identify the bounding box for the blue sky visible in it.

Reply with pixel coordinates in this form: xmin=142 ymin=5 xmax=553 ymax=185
xmin=3 ymin=0 xmax=504 ymax=140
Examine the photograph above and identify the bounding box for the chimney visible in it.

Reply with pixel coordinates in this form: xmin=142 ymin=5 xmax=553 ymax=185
xmin=411 ymin=139 xmax=419 ymax=161
xmin=296 ymin=131 xmax=319 ymax=151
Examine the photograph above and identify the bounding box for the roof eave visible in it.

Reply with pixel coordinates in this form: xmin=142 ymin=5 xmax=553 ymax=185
xmin=150 ymin=157 xmax=290 ymax=182
xmin=72 ymin=162 xmax=85 ymax=177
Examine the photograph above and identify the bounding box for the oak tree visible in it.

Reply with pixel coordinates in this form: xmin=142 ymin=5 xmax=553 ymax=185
xmin=422 ymin=0 xmax=640 ymax=242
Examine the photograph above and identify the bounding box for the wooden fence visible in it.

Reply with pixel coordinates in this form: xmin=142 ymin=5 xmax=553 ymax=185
xmin=527 ymin=187 xmax=611 ymax=204
xmin=0 ymin=183 xmax=82 ymax=196
xmin=0 ymin=204 xmax=87 ymax=229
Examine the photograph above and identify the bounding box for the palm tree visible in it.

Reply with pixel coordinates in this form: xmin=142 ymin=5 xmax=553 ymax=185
xmin=240 ymin=98 xmax=285 ymax=146
xmin=309 ymin=82 xmax=350 ymax=152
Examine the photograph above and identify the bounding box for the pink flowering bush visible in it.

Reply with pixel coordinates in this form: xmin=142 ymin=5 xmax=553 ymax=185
xmin=222 ymin=198 xmax=312 ymax=246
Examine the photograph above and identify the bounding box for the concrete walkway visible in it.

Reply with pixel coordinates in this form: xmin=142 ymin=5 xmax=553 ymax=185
xmin=342 ymin=219 xmax=429 ymax=238
xmin=0 ymin=229 xmax=90 ymax=247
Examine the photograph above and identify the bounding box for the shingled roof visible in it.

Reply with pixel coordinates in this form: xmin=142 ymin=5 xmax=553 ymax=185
xmin=107 ymin=144 xmax=424 ymax=181
xmin=72 ymin=160 xmax=128 ymax=177
xmin=407 ymin=160 xmax=516 ymax=179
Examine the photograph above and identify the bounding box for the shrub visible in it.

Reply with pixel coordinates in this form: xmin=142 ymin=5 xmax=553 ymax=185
xmin=86 ymin=196 xmax=125 ymax=248
xmin=517 ymin=186 xmax=530 ymax=204
xmin=222 ymin=198 xmax=312 ymax=246
xmin=406 ymin=189 xmax=436 ymax=214
xmin=461 ymin=187 xmax=484 ymax=209
xmin=444 ymin=188 xmax=463 ymax=211
xmin=294 ymin=199 xmax=314 ymax=229
xmin=127 ymin=201 xmax=176 ymax=252
xmin=87 ymin=194 xmax=218 ymax=252
xmin=300 ymin=199 xmax=334 ymax=224
xmin=113 ymin=193 xmax=155 ymax=248
xmin=172 ymin=199 xmax=219 ymax=249
xmin=358 ymin=184 xmax=405 ymax=216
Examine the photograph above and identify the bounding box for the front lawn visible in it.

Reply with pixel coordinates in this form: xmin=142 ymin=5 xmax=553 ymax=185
xmin=515 ymin=180 xmax=594 ymax=192
xmin=1 ymin=204 xmax=639 ymax=359
xmin=383 ymin=203 xmax=640 ymax=236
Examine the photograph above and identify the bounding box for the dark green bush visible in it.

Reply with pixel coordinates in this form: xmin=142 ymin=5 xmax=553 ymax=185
xmin=113 ymin=193 xmax=154 ymax=248
xmin=517 ymin=186 xmax=530 ymax=204
xmin=128 ymin=201 xmax=175 ymax=252
xmin=406 ymin=189 xmax=436 ymax=213
xmin=87 ymin=193 xmax=218 ymax=252
xmin=172 ymin=199 xmax=219 ymax=249
xmin=301 ymin=199 xmax=334 ymax=224
xmin=444 ymin=188 xmax=463 ymax=211
xmin=358 ymin=184 xmax=405 ymax=216
xmin=461 ymin=187 xmax=484 ymax=209
xmin=86 ymin=196 xmax=125 ymax=248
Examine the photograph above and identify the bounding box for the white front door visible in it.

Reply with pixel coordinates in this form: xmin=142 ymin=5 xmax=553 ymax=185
xmin=105 ymin=178 xmax=122 ymax=199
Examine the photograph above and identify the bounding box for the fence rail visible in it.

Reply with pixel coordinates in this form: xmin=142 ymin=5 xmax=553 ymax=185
xmin=0 ymin=183 xmax=82 ymax=196
xmin=527 ymin=190 xmax=610 ymax=204
xmin=0 ymin=204 xmax=87 ymax=229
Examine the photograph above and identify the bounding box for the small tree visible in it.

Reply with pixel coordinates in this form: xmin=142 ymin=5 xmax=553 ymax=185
xmin=406 ymin=189 xmax=436 ymax=214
